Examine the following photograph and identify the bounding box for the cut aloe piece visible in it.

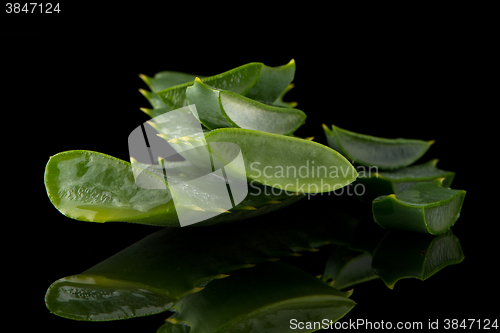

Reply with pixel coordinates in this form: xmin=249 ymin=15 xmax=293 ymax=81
xmin=140 ymin=71 xmax=206 ymax=93
xmin=45 ymin=150 xmax=309 ymax=226
xmin=205 ymin=128 xmax=358 ymax=193
xmin=355 ymin=159 xmax=455 ymax=201
xmin=322 ymin=124 xmax=434 ymax=170
xmin=45 ymin=216 xmax=355 ymax=321
xmin=160 ymin=262 xmax=355 ymax=333
xmin=186 ymin=78 xmax=306 ymax=134
xmin=371 ymin=230 xmax=464 ymax=289
xmin=322 ymin=246 xmax=379 ymax=290
xmin=156 ymin=60 xmax=295 ymax=111
xmin=372 ymin=179 xmax=466 ymax=235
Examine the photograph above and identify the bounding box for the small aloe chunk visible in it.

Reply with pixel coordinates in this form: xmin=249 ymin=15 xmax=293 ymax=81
xmin=371 ymin=230 xmax=464 ymax=289
xmin=186 ymin=78 xmax=306 ymax=134
xmin=355 ymin=159 xmax=455 ymax=201
xmin=160 ymin=262 xmax=355 ymax=333
xmin=156 ymin=60 xmax=295 ymax=111
xmin=205 ymin=128 xmax=358 ymax=193
xmin=322 ymin=124 xmax=434 ymax=170
xmin=372 ymin=179 xmax=466 ymax=235
xmin=140 ymin=71 xmax=205 ymax=93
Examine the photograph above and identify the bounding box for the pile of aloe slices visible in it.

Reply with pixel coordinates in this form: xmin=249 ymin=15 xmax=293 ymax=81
xmin=44 ymin=60 xmax=466 ymax=332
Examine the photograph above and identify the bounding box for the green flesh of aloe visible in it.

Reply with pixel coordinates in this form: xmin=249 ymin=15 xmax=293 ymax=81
xmin=45 ymin=215 xmax=356 ymax=321
xmin=355 ymin=159 xmax=455 ymax=202
xmin=371 ymin=230 xmax=464 ymax=289
xmin=186 ymin=78 xmax=306 ymax=135
xmin=322 ymin=124 xmax=434 ymax=170
xmin=160 ymin=262 xmax=355 ymax=333
xmin=372 ymin=179 xmax=466 ymax=235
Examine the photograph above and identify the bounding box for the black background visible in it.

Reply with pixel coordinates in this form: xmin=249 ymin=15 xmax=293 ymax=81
xmin=3 ymin=4 xmax=496 ymax=332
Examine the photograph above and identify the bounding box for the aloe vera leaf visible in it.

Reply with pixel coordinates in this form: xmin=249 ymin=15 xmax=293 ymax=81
xmin=273 ymin=83 xmax=297 ymax=108
xmin=186 ymin=78 xmax=306 ymax=134
xmin=355 ymin=159 xmax=455 ymax=202
xmin=44 ymin=150 xmax=178 ymax=225
xmin=160 ymin=262 xmax=355 ymax=333
xmin=140 ymin=71 xmax=206 ymax=93
xmin=322 ymin=124 xmax=434 ymax=170
xmin=371 ymin=230 xmax=464 ymax=289
xmin=45 ymin=215 xmax=356 ymax=321
xmin=45 ymin=150 xmax=308 ymax=226
xmin=205 ymin=128 xmax=358 ymax=193
xmin=322 ymin=246 xmax=379 ymax=290
xmin=157 ymin=60 xmax=295 ymax=111
xmin=372 ymin=178 xmax=466 ymax=235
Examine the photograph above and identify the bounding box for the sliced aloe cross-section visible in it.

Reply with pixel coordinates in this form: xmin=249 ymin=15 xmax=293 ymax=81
xmin=322 ymin=124 xmax=434 ymax=170
xmin=355 ymin=159 xmax=455 ymax=201
xmin=186 ymin=78 xmax=306 ymax=134
xmin=371 ymin=230 xmax=464 ymax=289
xmin=372 ymin=179 xmax=466 ymax=235
xmin=160 ymin=262 xmax=355 ymax=333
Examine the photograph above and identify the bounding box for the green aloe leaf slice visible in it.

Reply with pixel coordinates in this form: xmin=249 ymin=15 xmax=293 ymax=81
xmin=372 ymin=179 xmax=466 ymax=235
xmin=371 ymin=230 xmax=464 ymax=289
xmin=355 ymin=159 xmax=455 ymax=202
xmin=160 ymin=262 xmax=355 ymax=333
xmin=44 ymin=150 xmax=306 ymax=226
xmin=45 ymin=215 xmax=355 ymax=321
xmin=322 ymin=246 xmax=379 ymax=290
xmin=205 ymin=128 xmax=358 ymax=193
xmin=322 ymin=124 xmax=434 ymax=170
xmin=140 ymin=71 xmax=206 ymax=93
xmin=186 ymin=78 xmax=306 ymax=134
xmin=156 ymin=60 xmax=295 ymax=112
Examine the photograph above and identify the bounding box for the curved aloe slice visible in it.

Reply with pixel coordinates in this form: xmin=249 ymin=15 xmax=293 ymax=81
xmin=322 ymin=246 xmax=378 ymax=290
xmin=160 ymin=262 xmax=355 ymax=333
xmin=45 ymin=216 xmax=355 ymax=321
xmin=44 ymin=150 xmax=307 ymax=226
xmin=186 ymin=78 xmax=306 ymax=134
xmin=371 ymin=230 xmax=464 ymax=289
xmin=205 ymin=128 xmax=358 ymax=193
xmin=156 ymin=60 xmax=295 ymax=111
xmin=140 ymin=71 xmax=205 ymax=93
xmin=372 ymin=179 xmax=466 ymax=235
xmin=322 ymin=124 xmax=434 ymax=170
xmin=356 ymin=159 xmax=455 ymax=201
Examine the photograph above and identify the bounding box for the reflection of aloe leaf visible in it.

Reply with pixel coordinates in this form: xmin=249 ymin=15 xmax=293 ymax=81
xmin=322 ymin=246 xmax=379 ymax=290
xmin=45 ymin=215 xmax=356 ymax=321
xmin=355 ymin=159 xmax=455 ymax=202
xmin=159 ymin=262 xmax=355 ymax=333
xmin=186 ymin=78 xmax=306 ymax=135
xmin=148 ymin=60 xmax=295 ymax=112
xmin=372 ymin=178 xmax=466 ymax=235
xmin=371 ymin=230 xmax=464 ymax=289
xmin=322 ymin=123 xmax=434 ymax=170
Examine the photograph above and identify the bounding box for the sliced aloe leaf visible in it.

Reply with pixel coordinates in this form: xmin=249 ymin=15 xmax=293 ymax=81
xmin=157 ymin=60 xmax=295 ymax=111
xmin=273 ymin=83 xmax=297 ymax=108
xmin=371 ymin=230 xmax=464 ymax=289
xmin=161 ymin=262 xmax=355 ymax=333
xmin=355 ymin=159 xmax=455 ymax=202
xmin=186 ymin=78 xmax=306 ymax=134
xmin=322 ymin=124 xmax=434 ymax=170
xmin=44 ymin=150 xmax=177 ymax=225
xmin=45 ymin=150 xmax=308 ymax=226
xmin=372 ymin=178 xmax=466 ymax=235
xmin=322 ymin=246 xmax=379 ymax=290
xmin=205 ymin=128 xmax=358 ymax=193
xmin=45 ymin=215 xmax=356 ymax=321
